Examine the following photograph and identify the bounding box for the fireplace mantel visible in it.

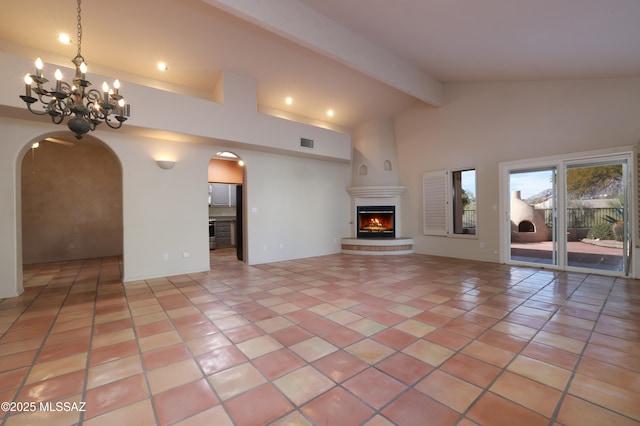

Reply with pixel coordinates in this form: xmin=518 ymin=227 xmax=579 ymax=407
xmin=343 ymin=185 xmax=413 ymax=254
xmin=346 ymin=185 xmax=406 ymax=198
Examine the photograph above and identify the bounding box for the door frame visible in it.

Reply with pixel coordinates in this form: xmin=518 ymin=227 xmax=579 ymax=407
xmin=499 ymin=146 xmax=636 ymax=277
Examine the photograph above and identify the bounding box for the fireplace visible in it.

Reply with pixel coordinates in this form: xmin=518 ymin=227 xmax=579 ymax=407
xmin=357 ymin=205 xmax=395 ymax=238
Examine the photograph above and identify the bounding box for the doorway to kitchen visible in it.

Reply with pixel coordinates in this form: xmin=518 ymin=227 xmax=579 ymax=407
xmin=208 ymin=151 xmax=245 ymax=261
xmin=501 ymin=148 xmax=633 ymax=276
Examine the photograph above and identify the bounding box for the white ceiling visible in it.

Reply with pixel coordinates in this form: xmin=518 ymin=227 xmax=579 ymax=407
xmin=2 ymin=0 xmax=639 ymax=130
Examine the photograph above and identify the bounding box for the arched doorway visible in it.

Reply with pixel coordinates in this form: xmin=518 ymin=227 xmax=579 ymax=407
xmin=20 ymin=133 xmax=124 ymax=274
xmin=208 ymin=151 xmax=245 ymax=261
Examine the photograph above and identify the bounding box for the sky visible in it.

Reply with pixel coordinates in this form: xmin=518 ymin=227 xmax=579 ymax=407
xmin=460 ymin=169 xmax=553 ymax=200
xmin=509 ymin=170 xmax=554 ymax=199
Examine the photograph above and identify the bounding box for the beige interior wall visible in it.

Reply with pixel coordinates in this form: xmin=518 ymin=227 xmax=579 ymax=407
xmin=208 ymin=158 xmax=244 ymax=183
xmin=395 ymin=77 xmax=640 ymax=271
xmin=21 ymin=139 xmax=123 ymax=264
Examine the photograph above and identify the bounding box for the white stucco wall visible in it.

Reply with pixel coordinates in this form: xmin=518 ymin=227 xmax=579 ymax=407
xmin=395 ymin=78 xmax=640 ymax=275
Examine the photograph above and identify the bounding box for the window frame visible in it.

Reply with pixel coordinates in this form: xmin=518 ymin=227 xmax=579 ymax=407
xmin=423 ymin=167 xmax=478 ymax=238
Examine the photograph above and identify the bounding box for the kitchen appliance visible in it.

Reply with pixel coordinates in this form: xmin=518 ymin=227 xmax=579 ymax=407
xmin=209 ymin=217 xmax=216 ymax=250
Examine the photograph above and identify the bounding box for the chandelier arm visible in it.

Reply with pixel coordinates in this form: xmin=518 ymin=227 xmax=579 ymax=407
xmin=23 ymin=100 xmax=52 ymax=116
xmin=103 ymin=116 xmax=126 ymax=130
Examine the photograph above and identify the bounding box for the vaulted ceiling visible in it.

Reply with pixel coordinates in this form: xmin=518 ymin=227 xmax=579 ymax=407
xmin=2 ymin=0 xmax=639 ymax=130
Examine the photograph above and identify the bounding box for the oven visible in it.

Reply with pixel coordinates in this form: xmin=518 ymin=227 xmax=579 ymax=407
xmin=209 ymin=218 xmax=216 ymax=250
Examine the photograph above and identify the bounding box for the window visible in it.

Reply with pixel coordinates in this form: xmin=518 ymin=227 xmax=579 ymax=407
xmin=423 ymin=168 xmax=477 ymax=236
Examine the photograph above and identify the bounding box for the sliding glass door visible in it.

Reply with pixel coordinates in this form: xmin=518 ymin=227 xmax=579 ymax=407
xmin=509 ymin=168 xmax=557 ymax=266
xmin=565 ymin=159 xmax=628 ymax=273
xmin=503 ymin=152 xmax=632 ymax=276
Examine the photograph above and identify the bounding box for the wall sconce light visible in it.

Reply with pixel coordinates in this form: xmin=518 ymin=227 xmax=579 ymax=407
xmin=156 ymin=160 xmax=175 ymax=170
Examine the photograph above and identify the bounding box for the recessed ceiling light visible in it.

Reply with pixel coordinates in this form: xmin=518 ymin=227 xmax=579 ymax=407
xmin=157 ymin=62 xmax=168 ymax=71
xmin=285 ymin=97 xmax=292 ymax=105
xmin=58 ymin=33 xmax=71 ymax=44
xmin=327 ymin=109 xmax=334 ymax=117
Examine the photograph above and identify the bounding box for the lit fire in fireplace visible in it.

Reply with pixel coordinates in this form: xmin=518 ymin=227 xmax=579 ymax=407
xmin=357 ymin=205 xmax=395 ymax=238
xmin=364 ymin=217 xmax=388 ymax=231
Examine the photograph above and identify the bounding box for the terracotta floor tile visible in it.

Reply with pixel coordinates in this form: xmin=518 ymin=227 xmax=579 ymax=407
xmin=173 ymin=404 xmax=233 ymax=426
xmin=382 ymin=389 xmax=460 ymax=426
xmin=490 ymin=371 xmax=562 ymax=418
xmin=346 ymin=338 xmax=395 ymax=364
xmin=135 ymin=319 xmax=174 ymax=338
xmin=221 ymin=323 xmax=264 ymax=343
xmin=467 ymin=392 xmax=549 ymax=426
xmin=225 ymin=384 xmax=293 ymax=426
xmin=196 ymin=345 xmax=247 ymax=376
xmin=423 ymin=328 xmax=471 ymax=350
xmin=290 ymin=336 xmax=338 ymax=362
xmin=186 ymin=333 xmax=232 ymax=356
xmin=376 ymin=352 xmax=433 ymax=385
xmin=147 ymin=358 xmax=204 ymax=394
xmin=0 ymin=336 xmax=45 ymax=357
xmin=415 ymin=369 xmax=482 ymax=413
xmin=0 ymin=367 xmax=29 ymax=392
xmin=84 ymin=374 xmax=149 ymax=420
xmin=25 ymin=352 xmax=87 ymax=384
xmin=312 ymin=350 xmax=368 ymax=382
xmin=478 ymin=329 xmax=527 ymax=353
xmin=440 ymin=353 xmax=502 ymax=388
xmin=142 ymin=342 xmax=191 ymax=370
xmin=491 ymin=320 xmax=538 ymax=339
xmin=82 ymin=399 xmax=156 ymax=426
xmin=576 ymin=356 xmax=640 ymax=392
xmin=301 ymin=386 xmax=374 ymax=426
xmin=237 ymin=334 xmax=283 ymax=359
xmin=569 ymin=373 xmax=640 ymax=420
xmin=91 ymin=328 xmax=135 ymax=349
xmin=532 ymin=330 xmax=585 ymax=354
xmin=208 ymin=362 xmax=267 ymax=401
xmin=461 ymin=340 xmax=516 ymax=367
xmin=89 ymin=340 xmax=139 ymax=366
xmin=37 ymin=338 xmax=90 ymax=363
xmin=402 ymin=339 xmax=454 ymax=367
xmin=366 ymin=310 xmax=406 ymax=326
xmin=270 ymin=325 xmax=313 ymax=346
xmin=343 ymin=368 xmax=406 ymax=409
xmin=274 ymin=365 xmax=335 ymax=405
xmin=87 ymin=355 xmax=143 ymax=389
xmin=346 ymin=318 xmax=387 ymax=337
xmin=0 ymin=350 xmax=38 ymax=373
xmin=16 ymin=370 xmax=85 ymax=403
xmin=371 ymin=328 xmax=417 ymax=350
xmin=320 ymin=326 xmax=364 ymax=348
xmin=153 ymin=378 xmax=219 ymax=425
xmin=556 ymin=394 xmax=639 ymax=426
xmin=520 ymin=341 xmax=580 ymax=371
xmin=507 ymin=355 xmax=572 ymax=390
xmin=253 ymin=348 xmax=305 ymax=380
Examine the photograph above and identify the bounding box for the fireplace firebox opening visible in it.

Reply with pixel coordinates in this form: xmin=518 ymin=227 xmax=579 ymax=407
xmin=357 ymin=205 xmax=395 ymax=238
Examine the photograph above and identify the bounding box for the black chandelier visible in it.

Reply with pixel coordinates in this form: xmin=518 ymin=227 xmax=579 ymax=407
xmin=19 ymin=0 xmax=130 ymax=139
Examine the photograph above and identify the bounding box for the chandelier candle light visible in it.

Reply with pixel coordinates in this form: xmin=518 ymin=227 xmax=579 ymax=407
xmin=19 ymin=0 xmax=130 ymax=139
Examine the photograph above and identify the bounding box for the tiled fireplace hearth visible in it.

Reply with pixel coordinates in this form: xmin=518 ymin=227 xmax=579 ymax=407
xmin=342 ymin=186 xmax=414 ymax=255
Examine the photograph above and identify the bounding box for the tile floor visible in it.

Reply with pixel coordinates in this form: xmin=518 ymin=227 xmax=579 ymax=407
xmin=1 ymin=249 xmax=639 ymax=425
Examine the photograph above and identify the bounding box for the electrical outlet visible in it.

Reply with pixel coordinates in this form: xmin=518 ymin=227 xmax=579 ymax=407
xmin=162 ymin=253 xmax=169 ymax=261
xmin=279 ymin=243 xmax=284 ymax=249
xmin=183 ymin=252 xmax=190 ymax=258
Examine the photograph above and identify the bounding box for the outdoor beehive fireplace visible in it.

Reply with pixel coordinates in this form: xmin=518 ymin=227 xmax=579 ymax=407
xmin=357 ymin=205 xmax=395 ymax=238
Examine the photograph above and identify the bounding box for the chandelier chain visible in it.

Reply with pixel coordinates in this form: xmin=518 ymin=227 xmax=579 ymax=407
xmin=76 ymin=0 xmax=83 ymax=59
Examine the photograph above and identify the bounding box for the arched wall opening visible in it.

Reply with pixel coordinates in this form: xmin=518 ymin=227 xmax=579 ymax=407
xmin=208 ymin=151 xmax=246 ymax=262
xmin=19 ymin=132 xmax=123 ymax=272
